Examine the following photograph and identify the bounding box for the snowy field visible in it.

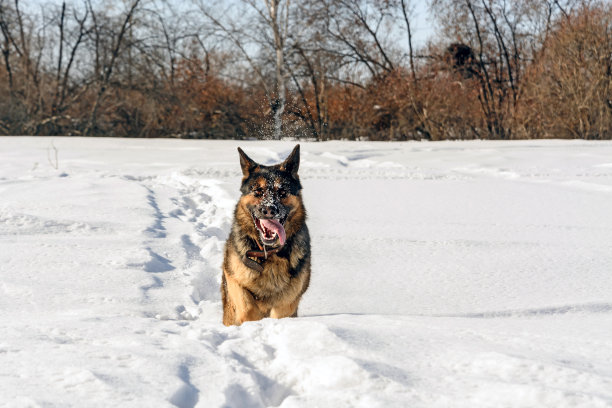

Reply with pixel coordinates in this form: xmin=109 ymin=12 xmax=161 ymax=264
xmin=1 ymin=137 xmax=612 ymax=407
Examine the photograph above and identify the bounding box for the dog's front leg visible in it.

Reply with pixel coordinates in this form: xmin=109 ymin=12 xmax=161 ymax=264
xmin=269 ymin=298 xmax=300 ymax=319
xmin=224 ymin=275 xmax=265 ymax=325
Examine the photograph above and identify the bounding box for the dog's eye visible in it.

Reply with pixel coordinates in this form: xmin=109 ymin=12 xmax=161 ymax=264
xmin=278 ymin=188 xmax=287 ymax=198
xmin=253 ymin=188 xmax=264 ymax=198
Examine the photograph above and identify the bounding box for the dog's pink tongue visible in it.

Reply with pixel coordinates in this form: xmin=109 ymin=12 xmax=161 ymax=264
xmin=260 ymin=219 xmax=286 ymax=245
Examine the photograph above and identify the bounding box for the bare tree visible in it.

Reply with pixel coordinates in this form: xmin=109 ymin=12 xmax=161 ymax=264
xmin=320 ymin=0 xmax=398 ymax=78
xmin=261 ymin=0 xmax=288 ymax=139
xmin=400 ymin=0 xmax=417 ymax=87
xmin=46 ymin=2 xmax=89 ymax=126
xmin=85 ymin=0 xmax=141 ymax=135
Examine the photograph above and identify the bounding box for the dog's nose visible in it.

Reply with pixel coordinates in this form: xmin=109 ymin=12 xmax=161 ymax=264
xmin=261 ymin=205 xmax=278 ymax=217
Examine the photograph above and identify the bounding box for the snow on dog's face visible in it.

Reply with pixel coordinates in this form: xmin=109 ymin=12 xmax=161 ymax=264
xmin=237 ymin=145 xmax=303 ymax=247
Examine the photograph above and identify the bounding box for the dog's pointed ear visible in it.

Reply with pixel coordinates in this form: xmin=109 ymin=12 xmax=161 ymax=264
xmin=280 ymin=144 xmax=300 ymax=179
xmin=238 ymin=147 xmax=257 ymax=178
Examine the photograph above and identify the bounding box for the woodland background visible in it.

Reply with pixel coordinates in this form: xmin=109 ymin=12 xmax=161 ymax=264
xmin=0 ymin=0 xmax=610 ymax=140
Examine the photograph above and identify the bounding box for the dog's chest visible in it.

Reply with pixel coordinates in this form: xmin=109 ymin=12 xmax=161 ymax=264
xmin=253 ymin=255 xmax=292 ymax=294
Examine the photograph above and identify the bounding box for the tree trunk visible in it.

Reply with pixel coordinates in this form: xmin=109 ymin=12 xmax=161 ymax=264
xmin=265 ymin=0 xmax=286 ymax=140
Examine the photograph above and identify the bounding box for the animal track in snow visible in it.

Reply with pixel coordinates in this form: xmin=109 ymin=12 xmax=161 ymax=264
xmin=119 ymin=171 xmax=234 ymax=320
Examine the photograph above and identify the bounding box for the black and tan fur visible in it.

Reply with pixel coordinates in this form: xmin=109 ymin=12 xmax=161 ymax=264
xmin=221 ymin=144 xmax=311 ymax=326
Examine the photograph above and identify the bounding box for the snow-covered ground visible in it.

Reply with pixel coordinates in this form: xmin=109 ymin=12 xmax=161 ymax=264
xmin=1 ymin=137 xmax=612 ymax=407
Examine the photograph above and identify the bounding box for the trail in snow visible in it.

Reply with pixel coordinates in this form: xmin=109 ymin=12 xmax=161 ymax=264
xmin=1 ymin=138 xmax=612 ymax=407
xmin=129 ymin=172 xmax=234 ymax=320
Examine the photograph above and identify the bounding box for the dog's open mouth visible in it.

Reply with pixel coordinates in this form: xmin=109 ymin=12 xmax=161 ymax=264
xmin=253 ymin=216 xmax=286 ymax=246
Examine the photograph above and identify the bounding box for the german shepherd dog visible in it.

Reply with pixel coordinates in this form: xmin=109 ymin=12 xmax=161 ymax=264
xmin=221 ymin=145 xmax=311 ymax=326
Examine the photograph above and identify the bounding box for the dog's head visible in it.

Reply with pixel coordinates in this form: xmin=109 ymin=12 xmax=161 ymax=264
xmin=236 ymin=144 xmax=304 ymax=247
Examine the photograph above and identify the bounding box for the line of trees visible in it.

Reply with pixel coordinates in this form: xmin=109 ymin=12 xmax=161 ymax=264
xmin=0 ymin=0 xmax=610 ymax=140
